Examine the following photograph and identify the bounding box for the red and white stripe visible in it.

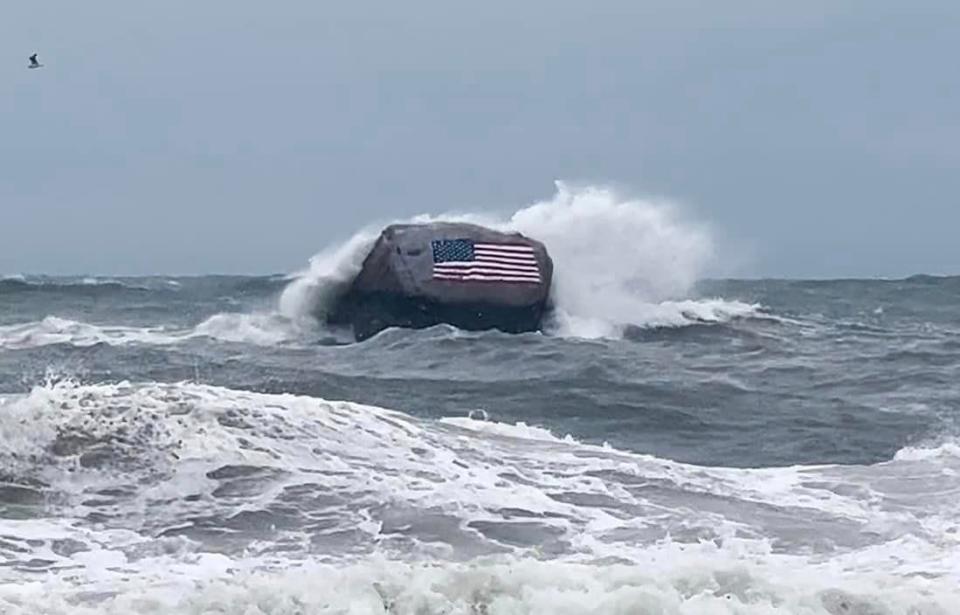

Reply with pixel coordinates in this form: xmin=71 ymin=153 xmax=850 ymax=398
xmin=434 ymin=243 xmax=541 ymax=283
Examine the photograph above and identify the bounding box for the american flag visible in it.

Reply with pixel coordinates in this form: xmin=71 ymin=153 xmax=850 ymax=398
xmin=431 ymin=238 xmax=541 ymax=284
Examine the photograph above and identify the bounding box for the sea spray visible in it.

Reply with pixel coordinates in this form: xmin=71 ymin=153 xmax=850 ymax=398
xmin=278 ymin=182 xmax=753 ymax=339
xmin=507 ymin=182 xmax=721 ymax=336
xmin=278 ymin=225 xmax=383 ymax=323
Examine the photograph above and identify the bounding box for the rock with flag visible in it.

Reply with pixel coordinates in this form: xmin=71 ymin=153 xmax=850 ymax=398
xmin=327 ymin=222 xmax=554 ymax=340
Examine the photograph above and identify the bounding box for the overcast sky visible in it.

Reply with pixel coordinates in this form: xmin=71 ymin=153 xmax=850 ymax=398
xmin=2 ymin=1 xmax=957 ymax=278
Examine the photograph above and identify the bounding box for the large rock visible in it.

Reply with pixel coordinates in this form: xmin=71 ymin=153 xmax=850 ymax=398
xmin=327 ymin=222 xmax=554 ymax=340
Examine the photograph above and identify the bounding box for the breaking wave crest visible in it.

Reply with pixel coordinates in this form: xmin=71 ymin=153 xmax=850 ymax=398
xmin=4 ymin=556 xmax=959 ymax=615
xmin=0 ymin=276 xmax=164 ymax=293
xmin=0 ymin=314 xmax=323 ymax=350
xmin=278 ymin=182 xmax=761 ymax=339
xmin=0 ymin=317 xmax=180 ymax=350
xmin=0 ymin=380 xmax=958 ymax=612
xmin=893 ymin=437 xmax=960 ymax=461
xmin=190 ymin=312 xmax=332 ymax=346
xmin=278 ymin=227 xmax=383 ymax=323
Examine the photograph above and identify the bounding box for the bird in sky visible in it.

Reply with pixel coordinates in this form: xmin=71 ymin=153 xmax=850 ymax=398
xmin=28 ymin=53 xmax=43 ymax=69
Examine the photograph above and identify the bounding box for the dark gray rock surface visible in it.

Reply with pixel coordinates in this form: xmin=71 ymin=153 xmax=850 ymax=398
xmin=327 ymin=222 xmax=554 ymax=340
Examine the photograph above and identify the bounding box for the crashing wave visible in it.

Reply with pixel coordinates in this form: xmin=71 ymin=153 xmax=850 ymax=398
xmin=278 ymin=182 xmax=761 ymax=340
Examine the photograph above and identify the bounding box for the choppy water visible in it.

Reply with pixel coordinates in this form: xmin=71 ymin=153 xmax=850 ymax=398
xmin=1 ymin=271 xmax=959 ymax=614
xmin=2 ymin=185 xmax=959 ymax=613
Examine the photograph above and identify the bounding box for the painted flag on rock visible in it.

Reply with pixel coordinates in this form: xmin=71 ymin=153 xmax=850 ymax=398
xmin=431 ymin=239 xmax=541 ymax=284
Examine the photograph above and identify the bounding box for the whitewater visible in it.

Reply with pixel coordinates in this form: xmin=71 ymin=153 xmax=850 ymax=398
xmin=2 ymin=185 xmax=959 ymax=613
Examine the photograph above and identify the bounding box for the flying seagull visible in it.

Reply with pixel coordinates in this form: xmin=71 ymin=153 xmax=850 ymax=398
xmin=28 ymin=53 xmax=42 ymax=69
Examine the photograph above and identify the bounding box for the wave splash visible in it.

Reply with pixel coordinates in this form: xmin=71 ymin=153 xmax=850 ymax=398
xmin=278 ymin=182 xmax=760 ymax=340
xmin=0 ymin=184 xmax=761 ymax=348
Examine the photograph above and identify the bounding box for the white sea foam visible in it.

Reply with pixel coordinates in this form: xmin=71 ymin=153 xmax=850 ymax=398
xmin=0 ymin=380 xmax=957 ymax=612
xmin=0 ymin=312 xmax=327 ymax=350
xmin=545 ymin=297 xmax=763 ymax=338
xmin=0 ymin=316 xmax=181 ymax=350
xmin=2 ymin=545 xmax=959 ymax=614
xmin=893 ymin=437 xmax=960 ymax=462
xmin=191 ymin=312 xmax=314 ymax=346
xmin=509 ymin=183 xmax=710 ymax=302
xmin=80 ymin=277 xmax=123 ymax=286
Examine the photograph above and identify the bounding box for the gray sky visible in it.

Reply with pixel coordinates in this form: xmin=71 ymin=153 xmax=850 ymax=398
xmin=2 ymin=1 xmax=957 ymax=278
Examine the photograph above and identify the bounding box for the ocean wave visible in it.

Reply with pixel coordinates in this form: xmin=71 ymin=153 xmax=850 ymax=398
xmin=0 ymin=316 xmax=181 ymax=350
xmin=191 ymin=312 xmax=324 ymax=346
xmin=2 ymin=547 xmax=958 ymax=614
xmin=545 ymin=298 xmax=764 ymax=339
xmin=0 ymin=276 xmax=154 ymax=293
xmin=893 ymin=437 xmax=960 ymax=461
xmin=278 ymin=228 xmax=383 ymax=323
xmin=0 ymin=380 xmax=958 ymax=611
xmin=0 ymin=276 xmax=296 ymax=297
xmin=2 ymin=381 xmax=957 ymax=550
xmin=0 ymin=313 xmax=333 ymax=350
xmin=0 ymin=302 xmax=771 ymax=352
xmin=277 ymin=182 xmax=754 ymax=340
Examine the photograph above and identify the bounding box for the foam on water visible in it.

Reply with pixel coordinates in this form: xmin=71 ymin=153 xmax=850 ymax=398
xmin=0 ymin=275 xmax=152 ymax=291
xmin=278 ymin=182 xmax=760 ymax=340
xmin=0 ymin=381 xmax=957 ymax=612
xmin=0 ymin=313 xmax=327 ymax=350
xmin=0 ymin=316 xmax=182 ymax=350
xmin=545 ymin=297 xmax=763 ymax=339
xmin=191 ymin=312 xmax=323 ymax=346
xmin=3 ymin=545 xmax=959 ymax=614
xmin=893 ymin=437 xmax=960 ymax=462
xmin=80 ymin=277 xmax=123 ymax=286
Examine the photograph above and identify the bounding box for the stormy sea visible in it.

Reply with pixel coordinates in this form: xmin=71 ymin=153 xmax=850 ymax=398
xmin=1 ymin=187 xmax=958 ymax=613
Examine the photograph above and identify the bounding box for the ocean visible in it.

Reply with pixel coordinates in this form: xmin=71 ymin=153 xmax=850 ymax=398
xmin=1 ymin=189 xmax=958 ymax=613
